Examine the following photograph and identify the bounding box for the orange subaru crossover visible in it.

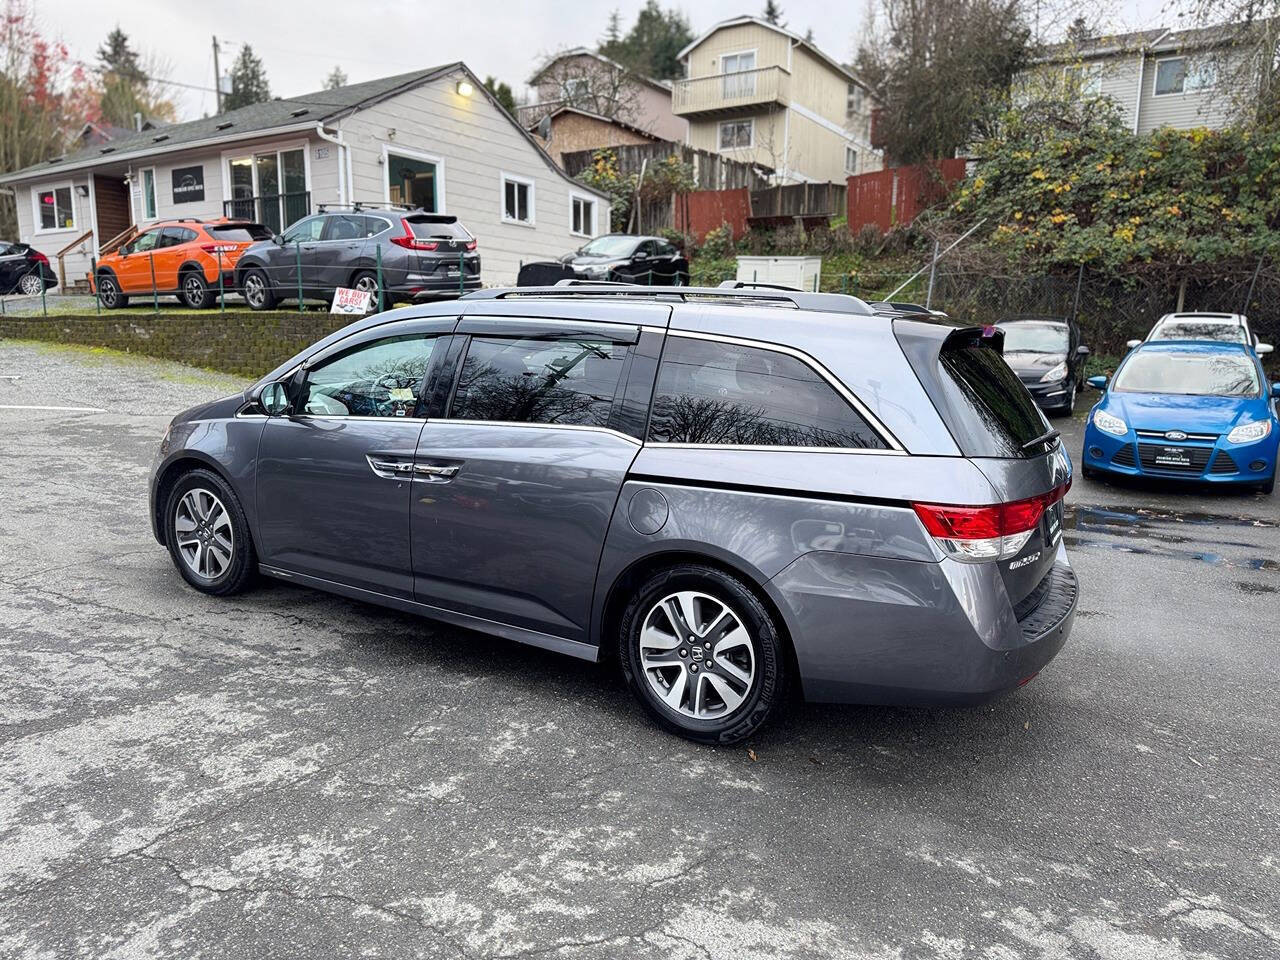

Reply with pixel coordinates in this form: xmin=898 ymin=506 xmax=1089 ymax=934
xmin=93 ymin=219 xmax=272 ymax=309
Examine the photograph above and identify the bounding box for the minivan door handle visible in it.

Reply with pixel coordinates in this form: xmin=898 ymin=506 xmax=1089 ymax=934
xmin=413 ymin=461 xmax=461 ymax=482
xmin=366 ymin=454 xmax=415 ymax=479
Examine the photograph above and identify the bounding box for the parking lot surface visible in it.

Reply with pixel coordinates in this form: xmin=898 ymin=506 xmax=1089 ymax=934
xmin=1 ymin=340 xmax=1277 ymax=959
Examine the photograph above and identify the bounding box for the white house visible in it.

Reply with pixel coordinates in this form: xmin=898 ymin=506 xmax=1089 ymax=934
xmin=0 ymin=62 xmax=609 ymax=288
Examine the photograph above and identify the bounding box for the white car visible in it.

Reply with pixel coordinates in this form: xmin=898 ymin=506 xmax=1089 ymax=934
xmin=1127 ymin=312 xmax=1273 ymax=355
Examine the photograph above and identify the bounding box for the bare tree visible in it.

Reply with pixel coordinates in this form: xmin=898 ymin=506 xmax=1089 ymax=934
xmin=1177 ymin=1 xmax=1280 ymax=126
xmin=527 ymin=51 xmax=649 ymax=127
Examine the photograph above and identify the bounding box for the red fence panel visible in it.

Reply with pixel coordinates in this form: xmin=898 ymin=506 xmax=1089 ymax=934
xmin=675 ymin=188 xmax=751 ymax=242
xmin=846 ymin=159 xmax=967 ymax=233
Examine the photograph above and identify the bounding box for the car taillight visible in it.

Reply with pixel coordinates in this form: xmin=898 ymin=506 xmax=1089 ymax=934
xmin=464 ymin=239 xmax=477 ymax=251
xmin=32 ymin=251 xmax=49 ymax=265
xmin=201 ymin=244 xmax=239 ymax=254
xmin=390 ymin=218 xmax=439 ymax=251
xmin=912 ymin=479 xmax=1070 ymax=562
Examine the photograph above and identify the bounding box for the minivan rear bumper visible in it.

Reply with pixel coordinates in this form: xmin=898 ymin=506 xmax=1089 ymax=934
xmin=768 ymin=544 xmax=1077 ymax=705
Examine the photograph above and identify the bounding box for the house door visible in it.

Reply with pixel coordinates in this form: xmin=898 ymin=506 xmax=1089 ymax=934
xmin=93 ymin=176 xmax=132 ymax=251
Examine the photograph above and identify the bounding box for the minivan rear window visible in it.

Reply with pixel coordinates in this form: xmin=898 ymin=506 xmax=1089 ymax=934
xmin=406 ymin=216 xmax=471 ymax=240
xmin=935 ymin=336 xmax=1050 ymax=457
xmin=209 ymin=223 xmax=273 ymax=242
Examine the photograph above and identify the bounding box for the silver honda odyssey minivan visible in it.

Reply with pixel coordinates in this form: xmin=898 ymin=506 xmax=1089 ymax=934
xmin=150 ymin=283 xmax=1078 ymax=743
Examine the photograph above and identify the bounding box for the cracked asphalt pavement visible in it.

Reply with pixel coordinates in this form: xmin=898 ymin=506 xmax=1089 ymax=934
xmin=1 ymin=340 xmax=1277 ymax=959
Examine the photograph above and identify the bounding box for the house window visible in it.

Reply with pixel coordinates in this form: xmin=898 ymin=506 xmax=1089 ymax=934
xmin=846 ymin=83 xmax=864 ymax=119
xmin=502 ymin=174 xmax=534 ymax=224
xmin=35 ymin=185 xmax=75 ymax=231
xmin=141 ymin=168 xmax=157 ymax=220
xmin=719 ymin=118 xmax=754 ymax=150
xmin=721 ymin=51 xmax=757 ymax=98
xmin=1064 ymin=62 xmax=1103 ymax=96
xmin=1155 ymin=56 xmax=1216 ymax=95
xmin=844 ymin=146 xmax=858 ymax=175
xmin=225 ymin=146 xmax=308 ymax=233
xmin=564 ymin=77 xmax=590 ymax=103
xmin=571 ymin=194 xmax=595 ymax=236
xmin=387 ymin=151 xmax=440 ymax=212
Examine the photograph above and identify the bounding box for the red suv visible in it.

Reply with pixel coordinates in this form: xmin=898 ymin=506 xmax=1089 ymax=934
xmin=93 ymin=219 xmax=272 ymax=309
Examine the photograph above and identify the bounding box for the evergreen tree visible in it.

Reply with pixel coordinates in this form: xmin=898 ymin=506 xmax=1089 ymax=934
xmin=763 ymin=1 xmax=786 ymax=26
xmin=324 ymin=65 xmax=348 ymax=90
xmin=484 ymin=76 xmax=517 ymax=114
xmin=602 ymin=10 xmax=623 ymax=48
xmin=97 ymin=26 xmax=149 ymax=128
xmin=224 ymin=44 xmax=271 ymax=111
xmin=97 ymin=27 xmax=143 ymax=82
xmin=599 ymin=1 xmax=693 ymax=81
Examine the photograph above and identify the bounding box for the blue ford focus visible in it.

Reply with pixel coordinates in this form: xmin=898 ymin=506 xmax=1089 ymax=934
xmin=1082 ymin=341 xmax=1278 ymax=494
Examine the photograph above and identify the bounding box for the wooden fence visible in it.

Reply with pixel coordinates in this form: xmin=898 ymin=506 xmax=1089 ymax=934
xmin=561 ymin=142 xmax=771 ymax=191
xmin=750 ymin=182 xmax=846 ymax=219
xmin=846 ymin=159 xmax=967 ymax=232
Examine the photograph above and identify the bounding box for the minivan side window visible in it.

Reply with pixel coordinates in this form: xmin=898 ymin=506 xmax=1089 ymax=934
xmin=647 ymin=336 xmax=888 ymax=449
xmin=449 ymin=335 xmax=628 ymax=428
xmin=300 ymin=334 xmax=438 ymax=418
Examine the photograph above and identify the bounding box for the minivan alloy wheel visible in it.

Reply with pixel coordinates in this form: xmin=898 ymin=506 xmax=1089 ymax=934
xmin=17 ymin=273 xmax=43 ymax=295
xmin=639 ymin=591 xmax=756 ymax=719
xmin=243 ymin=273 xmax=267 ymax=308
xmin=174 ymin=488 xmax=234 ymax=580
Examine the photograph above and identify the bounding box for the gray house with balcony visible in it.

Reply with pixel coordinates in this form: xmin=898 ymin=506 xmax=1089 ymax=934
xmin=0 ymin=62 xmax=608 ymax=289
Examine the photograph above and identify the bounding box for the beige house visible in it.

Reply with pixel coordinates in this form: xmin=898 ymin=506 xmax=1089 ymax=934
xmin=1028 ymin=23 xmax=1250 ymax=134
xmin=672 ymin=16 xmax=882 ymax=183
xmin=518 ymin=49 xmax=687 ymax=143
xmin=529 ymin=106 xmax=663 ymax=168
xmin=0 ymin=63 xmax=608 ymax=288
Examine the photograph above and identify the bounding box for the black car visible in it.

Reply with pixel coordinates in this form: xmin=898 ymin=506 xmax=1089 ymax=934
xmin=0 ymin=241 xmax=56 ymax=295
xmin=560 ymin=234 xmax=689 ymax=285
xmin=235 ymin=208 xmax=480 ymax=310
xmin=996 ymin=315 xmax=1090 ymax=416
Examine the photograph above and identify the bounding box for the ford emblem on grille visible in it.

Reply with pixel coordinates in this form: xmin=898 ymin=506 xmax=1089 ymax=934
xmin=1164 ymin=430 xmax=1188 ymax=441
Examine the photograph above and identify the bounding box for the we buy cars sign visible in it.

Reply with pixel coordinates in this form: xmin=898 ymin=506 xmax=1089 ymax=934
xmin=331 ymin=287 xmax=373 ymax=315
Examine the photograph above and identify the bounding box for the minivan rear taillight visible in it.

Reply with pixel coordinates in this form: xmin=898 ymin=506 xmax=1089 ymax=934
xmin=912 ymin=479 xmax=1070 ymax=562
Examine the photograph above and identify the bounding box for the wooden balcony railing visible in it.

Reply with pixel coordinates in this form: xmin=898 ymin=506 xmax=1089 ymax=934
xmin=672 ymin=66 xmax=790 ymax=116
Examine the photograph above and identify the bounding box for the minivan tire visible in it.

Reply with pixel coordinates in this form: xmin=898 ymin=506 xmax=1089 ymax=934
xmin=180 ymin=270 xmax=214 ymax=309
xmin=241 ymin=268 xmax=276 ymax=311
xmin=618 ymin=564 xmax=787 ymax=745
xmin=164 ymin=468 xmax=256 ymax=596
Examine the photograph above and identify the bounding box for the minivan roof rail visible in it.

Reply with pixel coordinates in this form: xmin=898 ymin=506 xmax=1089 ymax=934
xmin=463 ymin=281 xmax=875 ymax=316
xmin=316 ymin=201 xmax=420 ymax=213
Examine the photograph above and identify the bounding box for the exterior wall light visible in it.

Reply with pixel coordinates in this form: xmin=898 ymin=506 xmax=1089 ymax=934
xmin=456 ymin=80 xmax=474 ymax=97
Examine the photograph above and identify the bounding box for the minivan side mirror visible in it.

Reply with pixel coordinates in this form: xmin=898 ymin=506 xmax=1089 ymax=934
xmin=260 ymin=381 xmax=292 ymax=416
xmin=272 ymin=233 xmax=285 ymax=246
xmin=1126 ymin=339 xmax=1141 ymax=349
xmin=1076 ymin=344 xmax=1091 ymax=356
xmin=1087 ymin=375 xmax=1108 ymax=390
xmin=1256 ymin=342 xmax=1273 ymax=355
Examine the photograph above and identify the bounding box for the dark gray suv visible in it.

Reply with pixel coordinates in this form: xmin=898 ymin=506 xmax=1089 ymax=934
xmin=235 ymin=208 xmax=481 ymax=310
xmin=149 ymin=283 xmax=1078 ymax=743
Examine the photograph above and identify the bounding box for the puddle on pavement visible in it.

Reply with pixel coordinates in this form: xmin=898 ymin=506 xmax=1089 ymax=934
xmin=1236 ymin=581 xmax=1277 ymax=594
xmin=1063 ymin=504 xmax=1279 ymax=572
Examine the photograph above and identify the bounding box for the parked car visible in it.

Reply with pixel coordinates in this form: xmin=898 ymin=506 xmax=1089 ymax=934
xmin=1082 ymin=340 xmax=1278 ymax=493
xmin=149 ymin=284 xmax=1077 ymax=744
xmin=559 ymin=234 xmax=689 ymax=285
xmin=93 ymin=219 xmax=272 ymax=309
xmin=1127 ymin=312 xmax=1273 ymax=356
xmin=996 ymin=315 xmax=1090 ymax=416
xmin=235 ymin=209 xmax=480 ymax=311
xmin=0 ymin=241 xmax=56 ymax=295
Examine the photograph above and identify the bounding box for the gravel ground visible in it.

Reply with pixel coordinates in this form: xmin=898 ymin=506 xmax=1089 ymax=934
xmin=0 ymin=339 xmax=1277 ymax=959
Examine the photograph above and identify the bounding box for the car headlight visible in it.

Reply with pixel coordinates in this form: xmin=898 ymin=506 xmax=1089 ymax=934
xmin=585 ymin=263 xmax=613 ymax=277
xmin=1092 ymin=408 xmax=1127 ymax=436
xmin=1039 ymin=362 xmax=1068 ymax=383
xmin=1226 ymin=420 xmax=1272 ymax=444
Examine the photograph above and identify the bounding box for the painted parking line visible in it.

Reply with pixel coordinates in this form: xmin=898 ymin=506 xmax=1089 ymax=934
xmin=0 ymin=404 xmax=107 ymax=413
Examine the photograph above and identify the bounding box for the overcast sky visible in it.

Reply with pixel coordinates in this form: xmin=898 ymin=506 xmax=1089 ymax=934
xmin=42 ymin=0 xmax=1178 ymax=119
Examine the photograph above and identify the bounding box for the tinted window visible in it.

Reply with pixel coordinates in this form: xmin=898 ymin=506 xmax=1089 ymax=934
xmin=282 ymin=216 xmax=324 ymax=244
xmin=0 ymin=244 xmax=13 ymax=256
xmin=209 ymin=223 xmax=272 ymax=242
xmin=301 ymin=334 xmax=438 ymax=417
xmin=648 ymin=337 xmax=887 ymax=449
xmin=160 ymin=227 xmax=197 ymax=247
xmin=323 ymin=215 xmax=364 ymax=242
xmin=937 ymin=337 xmax=1048 ymax=457
xmin=362 ymin=216 xmax=393 ymax=237
xmin=450 ymin=335 xmax=628 ymax=427
xmin=655 ymin=241 xmax=677 ymax=257
xmin=406 ymin=216 xmax=470 ymax=240
xmin=1113 ymin=350 xmax=1260 ymax=397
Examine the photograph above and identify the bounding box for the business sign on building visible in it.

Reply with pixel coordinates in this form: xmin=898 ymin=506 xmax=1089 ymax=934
xmin=171 ymin=166 xmax=205 ymax=204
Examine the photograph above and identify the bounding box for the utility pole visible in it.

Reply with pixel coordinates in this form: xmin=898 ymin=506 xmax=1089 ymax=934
xmin=212 ymin=36 xmax=222 ymax=113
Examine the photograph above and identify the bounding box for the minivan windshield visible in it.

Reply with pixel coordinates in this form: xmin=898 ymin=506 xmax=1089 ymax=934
xmin=997 ymin=321 xmax=1069 ymax=353
xmin=578 ymin=236 xmax=639 ymax=258
xmin=1150 ymin=321 xmax=1247 ymax=344
xmin=1113 ymin=351 xmax=1260 ymax=396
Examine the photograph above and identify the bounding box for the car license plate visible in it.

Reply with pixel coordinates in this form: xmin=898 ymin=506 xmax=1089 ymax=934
xmin=446 ymin=267 xmax=459 ymax=277
xmin=1154 ymin=446 xmax=1191 ymax=468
